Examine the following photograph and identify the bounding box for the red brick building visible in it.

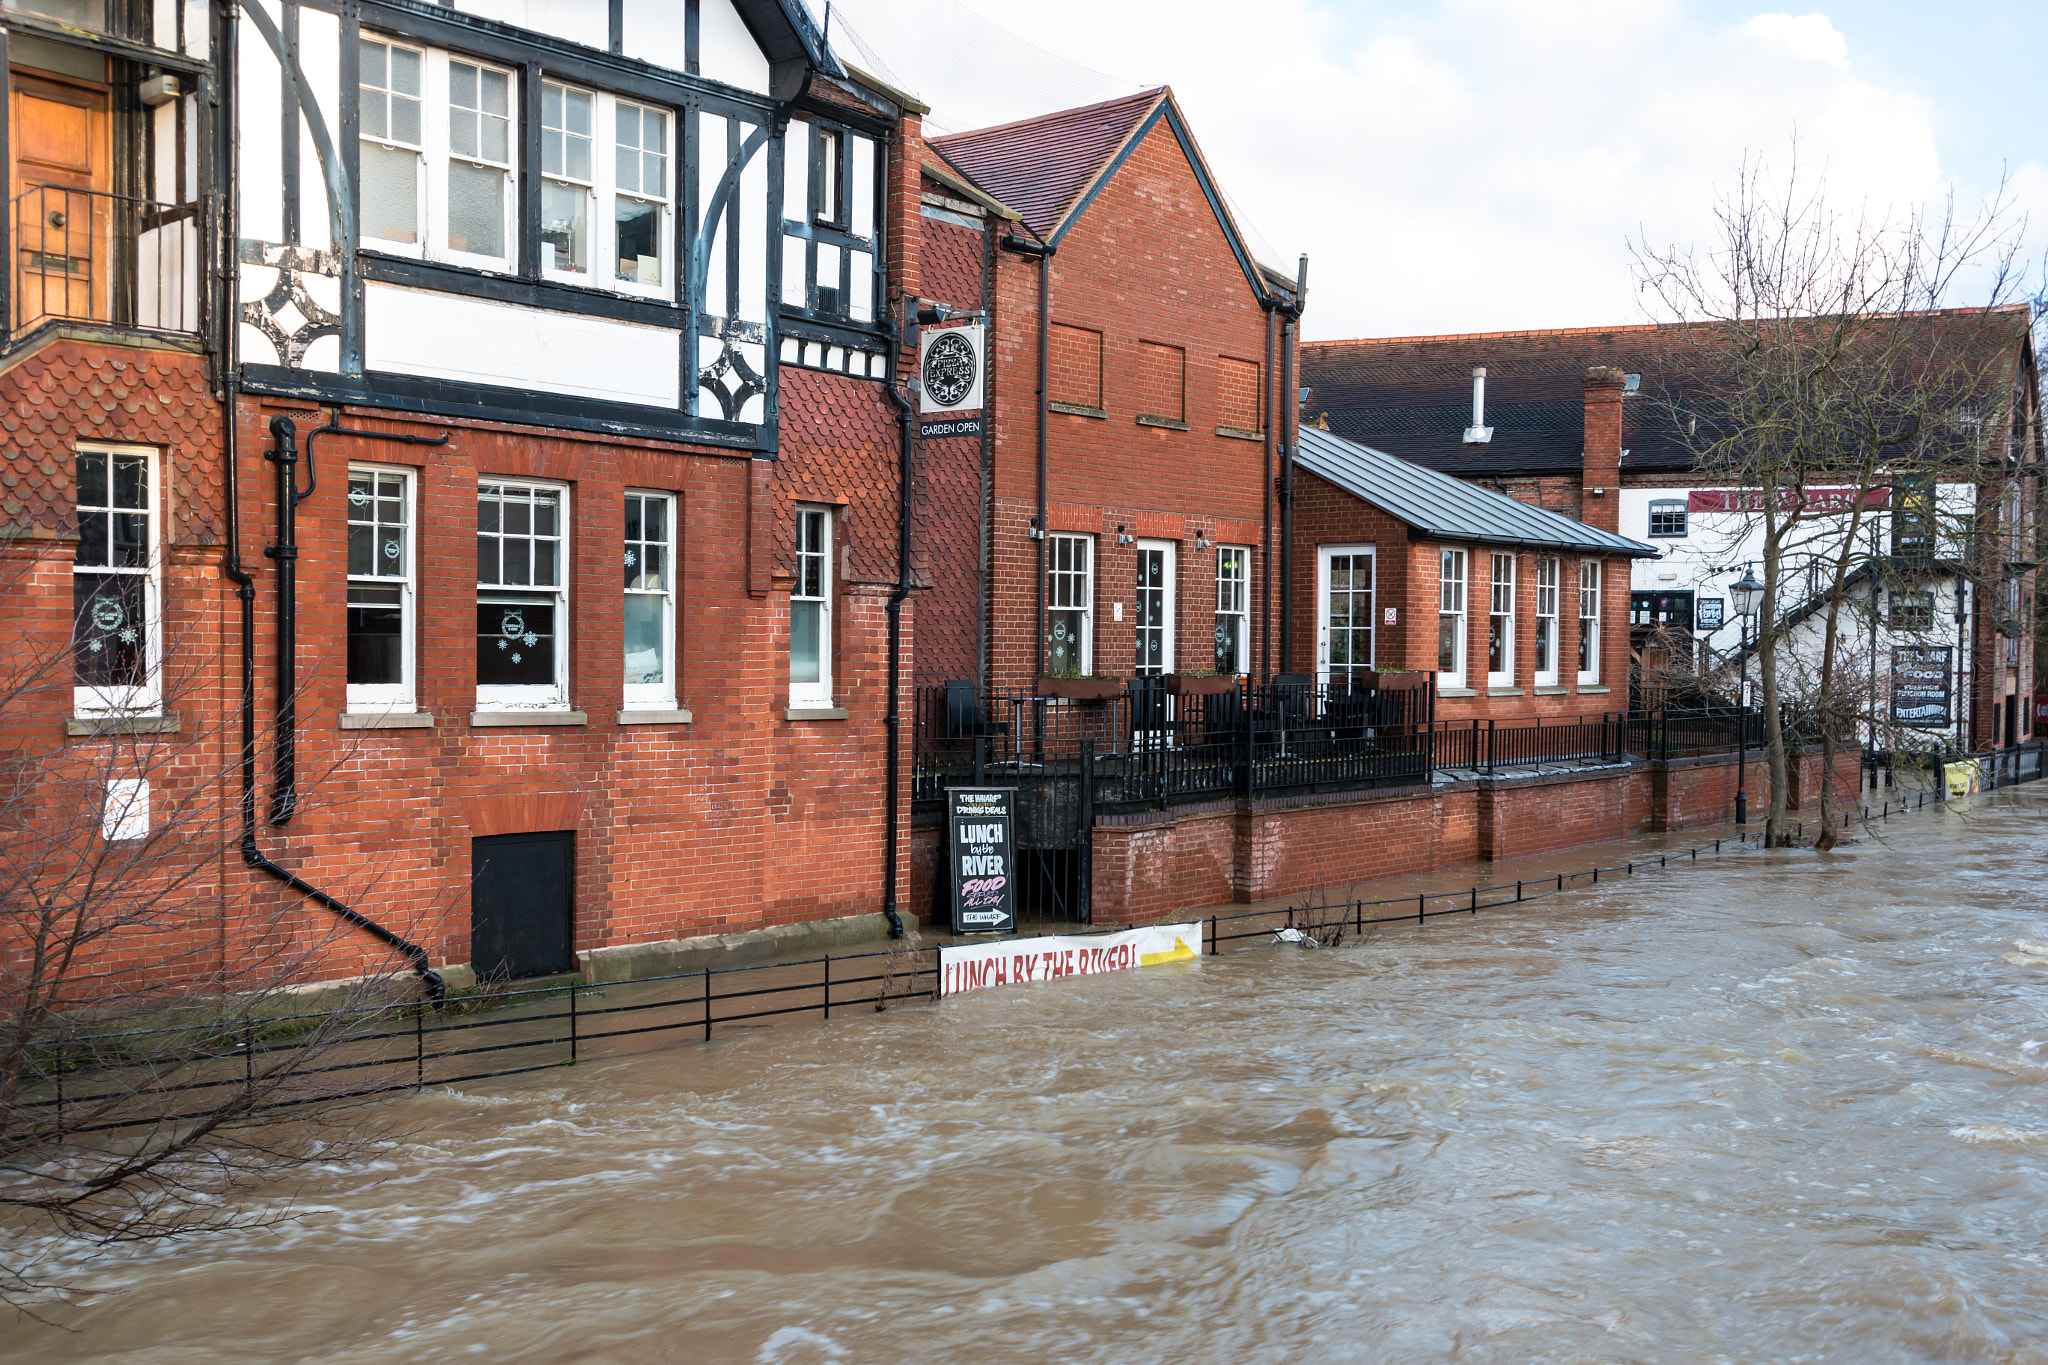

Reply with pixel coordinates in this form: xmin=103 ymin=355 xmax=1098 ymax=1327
xmin=916 ymin=89 xmax=1303 ymax=699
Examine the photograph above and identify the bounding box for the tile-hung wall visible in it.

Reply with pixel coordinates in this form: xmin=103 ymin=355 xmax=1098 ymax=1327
xmin=230 ymin=0 xmax=874 ymax=451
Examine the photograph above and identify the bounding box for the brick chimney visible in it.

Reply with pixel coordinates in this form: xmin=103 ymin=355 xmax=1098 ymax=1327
xmin=1580 ymin=366 xmax=1627 ymax=532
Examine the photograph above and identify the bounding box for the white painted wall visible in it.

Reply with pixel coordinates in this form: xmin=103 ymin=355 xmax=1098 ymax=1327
xmin=454 ymin=0 xmax=608 ymax=52
xmin=699 ymin=0 xmax=771 ymax=95
xmin=366 ymin=284 xmax=682 ymax=408
xmin=622 ymin=0 xmax=688 ymax=69
xmin=296 ymin=3 xmax=342 ymax=255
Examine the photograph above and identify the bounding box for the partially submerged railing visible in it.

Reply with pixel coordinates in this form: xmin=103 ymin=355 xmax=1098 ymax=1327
xmin=12 ymin=183 xmax=200 ymax=335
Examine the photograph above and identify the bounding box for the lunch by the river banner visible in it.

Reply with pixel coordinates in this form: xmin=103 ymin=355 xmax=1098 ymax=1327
xmin=939 ymin=923 xmax=1202 ymax=997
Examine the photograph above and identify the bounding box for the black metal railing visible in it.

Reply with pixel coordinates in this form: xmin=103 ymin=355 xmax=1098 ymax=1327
xmin=916 ymin=679 xmax=1783 ymax=808
xmin=12 ymin=184 xmax=200 ymax=336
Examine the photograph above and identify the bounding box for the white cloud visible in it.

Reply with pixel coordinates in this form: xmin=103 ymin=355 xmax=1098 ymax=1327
xmin=915 ymin=0 xmax=2037 ymax=338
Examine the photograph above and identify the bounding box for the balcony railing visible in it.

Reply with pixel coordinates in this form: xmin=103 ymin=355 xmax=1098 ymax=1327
xmin=12 ymin=183 xmax=199 ymax=336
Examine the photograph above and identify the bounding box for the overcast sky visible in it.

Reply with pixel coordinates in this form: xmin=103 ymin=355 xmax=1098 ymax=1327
xmin=826 ymin=1 xmax=2044 ymax=343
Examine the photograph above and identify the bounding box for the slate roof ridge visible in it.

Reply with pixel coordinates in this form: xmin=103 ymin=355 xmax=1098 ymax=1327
xmin=928 ymin=85 xmax=1167 ymax=153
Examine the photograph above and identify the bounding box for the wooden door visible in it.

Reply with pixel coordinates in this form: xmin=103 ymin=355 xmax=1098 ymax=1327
xmin=11 ymin=72 xmax=112 ymax=327
xmin=471 ymin=831 xmax=576 ymax=981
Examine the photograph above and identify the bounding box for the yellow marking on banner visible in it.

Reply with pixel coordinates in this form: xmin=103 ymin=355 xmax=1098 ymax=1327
xmin=1141 ymin=936 xmax=1197 ymax=967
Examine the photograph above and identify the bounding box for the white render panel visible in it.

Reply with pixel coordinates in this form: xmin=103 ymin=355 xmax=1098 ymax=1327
xmin=239 ymin=321 xmax=283 ymax=368
xmin=296 ymin=4 xmax=343 ymax=253
xmin=454 ymin=0 xmax=608 ymax=50
xmin=850 ymin=134 xmax=874 ymax=239
xmin=152 ymin=0 xmax=175 ymax=57
xmin=152 ymin=103 xmax=176 ymax=203
xmin=184 ymin=0 xmax=207 ymax=58
xmin=699 ymin=111 xmax=728 ymax=312
xmin=237 ymin=15 xmax=285 ymax=243
xmin=783 ymin=118 xmax=808 ymax=220
xmin=366 ymin=284 xmax=681 ymax=408
xmin=737 ymin=127 xmax=767 ymax=323
xmin=621 ymin=0 xmax=687 ymax=68
xmin=699 ymin=0 xmax=771 ymax=94
xmin=299 ymin=334 xmax=341 ymax=372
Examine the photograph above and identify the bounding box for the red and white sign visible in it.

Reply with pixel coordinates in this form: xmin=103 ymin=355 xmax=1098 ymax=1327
xmin=939 ymin=922 xmax=1202 ymax=997
xmin=1687 ymin=487 xmax=1890 ymax=514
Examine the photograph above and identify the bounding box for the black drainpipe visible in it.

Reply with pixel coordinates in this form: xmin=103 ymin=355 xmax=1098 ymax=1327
xmin=265 ymin=412 xmax=448 ymax=825
xmin=877 ymin=306 xmax=917 ymax=940
xmin=1261 ymin=301 xmax=1276 ymax=681
xmin=214 ymin=6 xmax=441 ymax=1002
xmin=1277 ymin=255 xmax=1308 ymax=676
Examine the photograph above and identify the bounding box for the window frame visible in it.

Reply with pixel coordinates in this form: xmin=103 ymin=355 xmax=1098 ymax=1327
xmin=1486 ymin=551 xmax=1516 ymax=688
xmin=1532 ymin=555 xmax=1560 ymax=687
xmin=72 ymin=443 xmax=161 ymax=718
xmin=345 ymin=463 xmax=417 ymax=714
xmin=476 ymin=478 xmax=571 ymax=711
xmin=1437 ymin=546 xmax=1467 ymax=690
xmin=539 ymin=78 xmax=597 ymax=283
xmin=1577 ymin=559 xmax=1602 ymax=686
xmin=789 ymin=506 xmax=833 ymax=707
xmin=356 ymin=37 xmax=519 ymax=274
xmin=1215 ymin=545 xmax=1250 ymax=676
xmin=1647 ymin=499 xmax=1688 ymax=538
xmin=622 ymin=490 xmax=676 ymax=711
xmin=780 ymin=116 xmax=882 ymax=330
xmin=608 ymin=95 xmax=673 ymax=299
xmin=1045 ymin=532 xmax=1094 ymax=678
xmin=357 ymin=35 xmax=427 ymax=256
xmin=1889 ymin=588 xmax=1935 ymax=633
xmin=1131 ymin=539 xmax=1176 ymax=676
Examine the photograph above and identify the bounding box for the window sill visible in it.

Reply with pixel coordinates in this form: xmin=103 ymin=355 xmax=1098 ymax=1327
xmin=617 ymin=708 xmax=694 ymax=725
xmin=470 ymin=710 xmax=589 ymax=727
xmin=1533 ymin=685 xmax=1570 ymax=696
xmin=1486 ymin=688 xmax=1525 ymax=697
xmin=1215 ymin=425 xmax=1265 ymax=441
xmin=1135 ymin=414 xmax=1190 ymax=431
xmin=785 ymin=706 xmax=850 ymax=722
xmin=1049 ymin=401 xmax=1106 ymax=419
xmin=67 ymin=713 xmax=178 ymax=737
xmin=1576 ymin=685 xmax=1610 ymax=694
xmin=1437 ymin=687 xmax=1478 ymax=698
xmin=341 ymin=711 xmax=434 ymax=730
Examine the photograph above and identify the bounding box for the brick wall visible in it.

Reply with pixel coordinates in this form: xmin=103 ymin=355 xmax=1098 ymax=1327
xmin=910 ymin=208 xmax=989 ymax=687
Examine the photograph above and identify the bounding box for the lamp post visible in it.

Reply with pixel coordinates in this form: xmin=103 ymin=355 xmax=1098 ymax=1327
xmin=1729 ymin=568 xmax=1764 ymax=828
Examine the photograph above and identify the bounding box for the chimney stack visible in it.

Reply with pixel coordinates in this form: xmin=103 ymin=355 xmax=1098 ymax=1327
xmin=1581 ymin=366 xmax=1627 ymax=531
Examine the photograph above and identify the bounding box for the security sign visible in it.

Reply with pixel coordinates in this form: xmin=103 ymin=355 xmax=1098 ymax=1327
xmin=919 ymin=323 xmax=985 ymax=436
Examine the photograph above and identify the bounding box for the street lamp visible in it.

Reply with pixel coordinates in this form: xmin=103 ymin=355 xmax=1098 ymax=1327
xmin=1729 ymin=568 xmax=1765 ymax=827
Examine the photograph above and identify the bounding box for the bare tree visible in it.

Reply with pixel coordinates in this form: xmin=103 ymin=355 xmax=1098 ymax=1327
xmin=1633 ymin=154 xmax=2029 ymax=847
xmin=0 ymin=568 xmax=437 ymax=1319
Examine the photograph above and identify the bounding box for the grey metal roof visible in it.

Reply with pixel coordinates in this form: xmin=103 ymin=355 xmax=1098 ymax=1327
xmin=1296 ymin=425 xmax=1661 ymax=559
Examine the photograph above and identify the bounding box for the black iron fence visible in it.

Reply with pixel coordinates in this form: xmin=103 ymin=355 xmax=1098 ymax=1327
xmin=12 ymin=183 xmax=200 ymax=335
xmin=916 ymin=679 xmax=1774 ymax=807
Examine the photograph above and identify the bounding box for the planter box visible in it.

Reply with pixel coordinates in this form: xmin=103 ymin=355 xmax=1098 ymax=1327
xmin=1166 ymin=673 xmax=1241 ymax=696
xmin=1034 ymin=676 xmax=1125 ymax=701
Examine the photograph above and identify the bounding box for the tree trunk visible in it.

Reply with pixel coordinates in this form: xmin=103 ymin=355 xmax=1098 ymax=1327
xmin=1758 ymin=509 xmax=1793 ymax=845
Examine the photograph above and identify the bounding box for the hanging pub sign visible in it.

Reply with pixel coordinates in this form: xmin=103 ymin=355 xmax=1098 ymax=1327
xmin=948 ymin=787 xmax=1016 ymax=934
xmin=919 ymin=323 xmax=985 ymax=438
xmin=1891 ymin=646 xmax=1954 ymax=728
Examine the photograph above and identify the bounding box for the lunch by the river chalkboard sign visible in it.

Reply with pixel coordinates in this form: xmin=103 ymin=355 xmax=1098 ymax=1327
xmin=948 ymin=788 xmax=1016 ymax=935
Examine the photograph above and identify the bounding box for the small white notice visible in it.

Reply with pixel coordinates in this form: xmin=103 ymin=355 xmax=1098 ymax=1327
xmin=102 ymin=779 xmax=149 ymax=841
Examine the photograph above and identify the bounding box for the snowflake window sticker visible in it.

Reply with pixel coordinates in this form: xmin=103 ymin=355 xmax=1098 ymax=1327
xmin=624 ymin=549 xmax=637 ymax=568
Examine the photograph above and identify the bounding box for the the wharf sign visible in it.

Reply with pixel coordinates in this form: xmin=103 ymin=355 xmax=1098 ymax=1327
xmin=1687 ymin=487 xmax=1890 ymax=514
xmin=940 ymin=923 xmax=1202 ymax=997
xmin=1891 ymin=646 xmax=1954 ymax=728
xmin=948 ymin=787 xmax=1016 ymax=934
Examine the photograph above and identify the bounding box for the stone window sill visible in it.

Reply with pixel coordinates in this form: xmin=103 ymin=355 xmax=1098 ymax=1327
xmin=1049 ymin=401 xmax=1106 ymax=419
xmin=1136 ymin=414 xmax=1189 ymax=431
xmin=1437 ymin=687 xmax=1478 ymax=698
xmin=1487 ymin=688 xmax=1525 ymax=698
xmin=1215 ymin=425 xmax=1264 ymax=441
xmin=67 ymin=713 xmax=179 ymax=736
xmin=341 ymin=711 xmax=434 ymax=730
xmin=786 ymin=706 xmax=850 ymax=721
xmin=1533 ymin=685 xmax=1570 ymax=696
xmin=1576 ymin=685 xmax=1611 ymax=695
xmin=470 ymin=710 xmax=589 ymax=727
xmin=617 ymin=708 xmax=694 ymax=725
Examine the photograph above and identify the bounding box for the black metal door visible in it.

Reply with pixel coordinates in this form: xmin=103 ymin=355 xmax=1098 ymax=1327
xmin=471 ymin=831 xmax=575 ymax=980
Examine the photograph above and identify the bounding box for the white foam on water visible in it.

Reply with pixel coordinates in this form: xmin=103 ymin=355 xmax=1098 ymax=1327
xmin=1950 ymin=1124 xmax=2048 ymax=1146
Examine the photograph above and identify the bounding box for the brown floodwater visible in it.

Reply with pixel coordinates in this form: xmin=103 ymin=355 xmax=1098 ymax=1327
xmin=9 ymin=789 xmax=2048 ymax=1363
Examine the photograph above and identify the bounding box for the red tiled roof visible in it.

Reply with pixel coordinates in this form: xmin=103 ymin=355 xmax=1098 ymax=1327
xmin=930 ymin=88 xmax=1166 ymax=242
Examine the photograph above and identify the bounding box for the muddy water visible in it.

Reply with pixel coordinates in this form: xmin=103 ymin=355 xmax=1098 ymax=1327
xmin=13 ymin=791 xmax=2048 ymax=1364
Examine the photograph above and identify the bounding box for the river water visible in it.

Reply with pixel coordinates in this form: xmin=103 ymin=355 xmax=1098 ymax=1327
xmin=11 ymin=789 xmax=2048 ymax=1363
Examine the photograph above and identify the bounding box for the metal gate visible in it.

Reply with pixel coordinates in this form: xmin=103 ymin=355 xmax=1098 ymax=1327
xmin=1006 ymin=743 xmax=1092 ymax=928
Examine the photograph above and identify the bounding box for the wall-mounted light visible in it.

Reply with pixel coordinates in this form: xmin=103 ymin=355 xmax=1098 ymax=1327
xmin=1116 ymin=524 xmax=1134 ymax=545
xmin=1194 ymin=529 xmax=1212 ymax=550
xmin=1029 ymin=516 xmax=1044 ymax=541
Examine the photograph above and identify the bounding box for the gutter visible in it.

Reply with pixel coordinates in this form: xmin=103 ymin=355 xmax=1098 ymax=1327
xmin=877 ymin=308 xmax=917 ymax=940
xmin=215 ymin=4 xmax=443 ymax=1003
